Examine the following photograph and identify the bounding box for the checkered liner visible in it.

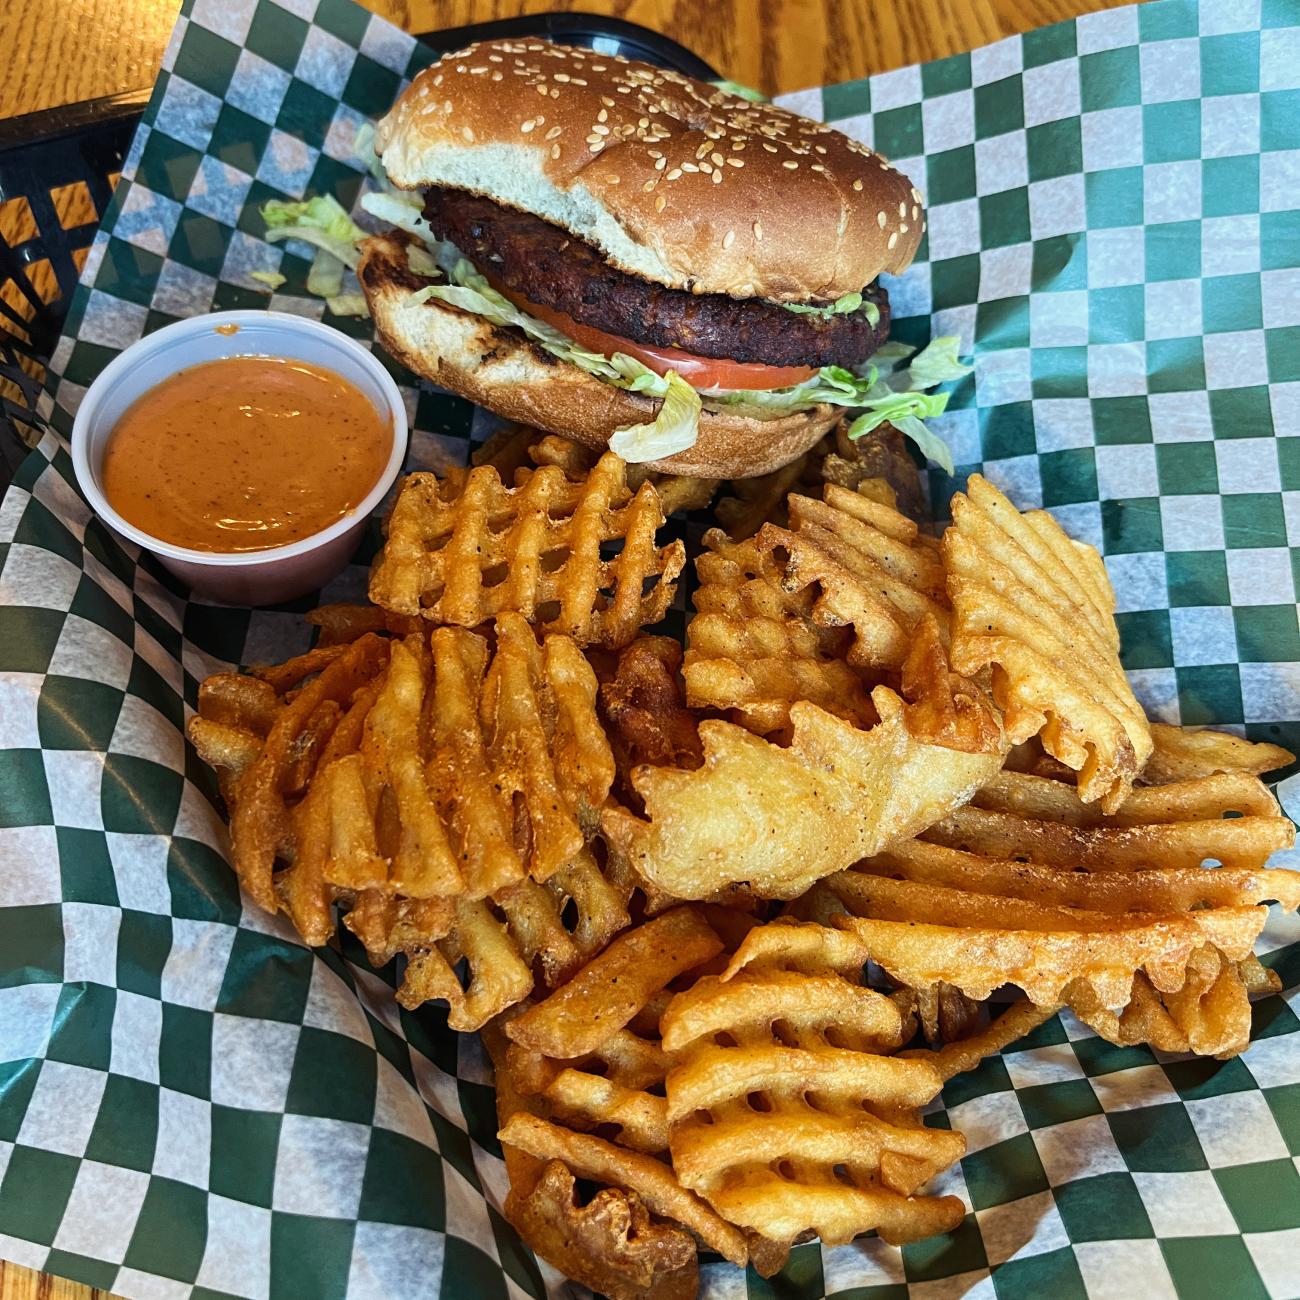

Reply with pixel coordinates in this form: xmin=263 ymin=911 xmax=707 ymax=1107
xmin=0 ymin=0 xmax=1297 ymax=1295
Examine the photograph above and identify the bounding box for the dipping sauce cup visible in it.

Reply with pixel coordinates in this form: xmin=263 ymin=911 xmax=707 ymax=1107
xmin=71 ymin=311 xmax=408 ymax=606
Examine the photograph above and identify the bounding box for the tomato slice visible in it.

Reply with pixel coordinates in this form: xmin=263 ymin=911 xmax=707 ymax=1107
xmin=489 ymin=278 xmax=818 ymax=392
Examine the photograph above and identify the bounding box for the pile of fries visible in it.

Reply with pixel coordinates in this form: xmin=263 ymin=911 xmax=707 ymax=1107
xmin=188 ymin=427 xmax=1296 ymax=1297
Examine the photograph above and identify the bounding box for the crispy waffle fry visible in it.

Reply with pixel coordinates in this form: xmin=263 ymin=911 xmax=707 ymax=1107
xmin=685 ymin=529 xmax=876 ymax=734
xmin=930 ymin=769 xmax=1295 ymax=872
xmin=484 ymin=1013 xmax=699 ymax=1300
xmin=492 ymin=910 xmax=753 ymax=1277
xmin=1145 ymin=723 xmax=1295 ymax=785
xmin=662 ymin=922 xmax=967 ymax=1261
xmin=756 ymin=484 xmax=950 ymax=672
xmin=820 ymin=820 xmax=1295 ymax=1011
xmin=943 ymin=473 xmax=1152 ymax=811
xmin=527 ymin=433 xmax=718 ymax=514
xmin=304 ymin=603 xmax=423 ymax=646
xmin=369 ymin=452 xmax=686 ymax=647
xmin=195 ymin=634 xmax=392 ymax=912
xmin=905 ymin=1000 xmax=1058 ymax=1082
xmin=606 ymin=618 xmax=1006 ymax=899
xmin=508 ymin=908 xmax=724 ymax=1058
xmin=598 ymin=636 xmax=703 ymax=789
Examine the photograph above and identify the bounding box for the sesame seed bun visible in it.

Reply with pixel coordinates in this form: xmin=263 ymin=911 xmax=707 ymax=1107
xmin=358 ymin=232 xmax=840 ymax=478
xmin=375 ymin=39 xmax=925 ymax=303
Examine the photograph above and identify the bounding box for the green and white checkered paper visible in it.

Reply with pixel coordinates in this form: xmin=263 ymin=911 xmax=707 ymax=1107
xmin=1 ymin=0 xmax=1299 ymax=1295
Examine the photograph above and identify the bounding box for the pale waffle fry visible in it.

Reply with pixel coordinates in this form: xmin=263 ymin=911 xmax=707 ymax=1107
xmin=1144 ymin=722 xmax=1295 ymax=785
xmin=684 ymin=528 xmax=877 ymax=735
xmin=1064 ymin=946 xmax=1281 ymax=1059
xmin=662 ymin=921 xmax=968 ymax=1264
xmin=813 ymin=770 xmax=1298 ymax=1021
xmin=756 ymin=483 xmax=950 ymax=671
xmin=929 ymin=768 xmax=1296 ymax=871
xmin=493 ymin=910 xmax=754 ymax=1284
xmin=369 ymin=451 xmax=686 ymax=647
xmin=943 ymin=473 xmax=1153 ymax=811
xmin=606 ymin=617 xmax=1006 ymax=899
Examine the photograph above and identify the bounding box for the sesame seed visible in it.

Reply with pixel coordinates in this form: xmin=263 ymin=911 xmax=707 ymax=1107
xmin=655 ymin=157 xmax=666 ymax=169
xmin=853 ymin=179 xmax=864 ymax=191
xmin=723 ymin=229 xmax=735 ymax=249
xmin=700 ymin=161 xmax=713 ymax=173
xmin=588 ymin=141 xmax=603 ymax=152
xmin=887 ymin=231 xmax=898 ymax=249
xmin=877 ymin=211 xmax=887 ymax=228
xmin=586 ymin=134 xmax=602 ymax=144
xmin=762 ymin=142 xmax=778 ymax=152
xmin=572 ymin=78 xmax=587 ymax=86
xmin=712 ymin=171 xmax=722 ymax=183
xmin=550 ymin=88 xmax=559 ymax=98
xmin=727 ymin=157 xmax=744 ymax=167
xmin=655 ymin=194 xmax=666 ymax=211
xmin=444 ymin=100 xmax=453 ymax=112
xmin=912 ymin=204 xmax=920 ymax=220
xmin=606 ymin=174 xmax=620 ymax=184
xmin=491 ymin=71 xmax=502 ymax=81
xmin=667 ymin=168 xmax=682 ymax=179
xmin=462 ymin=126 xmax=474 ymax=141
xmin=753 ymin=221 xmax=763 ymax=240
xmin=521 ymin=119 xmax=536 ymax=132
xmin=642 ymin=179 xmax=655 ymax=191
xmin=783 ymin=160 xmax=799 ymax=169
xmin=601 ymin=95 xmax=615 ymax=107
xmin=546 ymin=125 xmax=562 ymax=139
xmin=900 ymin=223 xmax=909 ymax=234
xmin=433 ymin=74 xmax=443 ymax=85
xmin=597 ymin=108 xmax=608 ymax=122
xmin=489 ymin=54 xmax=502 ymax=62
xmin=551 ymin=143 xmax=560 ymax=159
xmin=899 ymin=201 xmax=907 ymax=217
xmin=470 ymin=66 xmax=487 ymax=74
xmin=554 ymin=72 xmax=570 ymax=82
xmin=711 ymin=151 xmax=724 ymax=166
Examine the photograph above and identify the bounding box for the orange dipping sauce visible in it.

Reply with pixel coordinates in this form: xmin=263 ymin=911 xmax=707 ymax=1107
xmin=100 ymin=356 xmax=392 ymax=553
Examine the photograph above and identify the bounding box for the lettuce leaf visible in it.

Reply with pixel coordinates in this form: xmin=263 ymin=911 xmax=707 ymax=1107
xmin=262 ymin=195 xmax=364 ymax=268
xmin=609 ymin=370 xmax=702 ymax=462
xmin=358 ymin=190 xmax=437 ymax=244
xmin=783 ymin=291 xmax=881 ymax=328
xmin=326 ymin=293 xmax=370 ymax=317
xmin=249 ymin=270 xmax=286 ymax=291
xmin=306 ymin=248 xmax=344 ymax=299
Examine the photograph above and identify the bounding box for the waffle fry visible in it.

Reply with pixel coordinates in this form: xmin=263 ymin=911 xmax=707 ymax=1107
xmin=598 ymin=636 xmax=703 ymax=791
xmin=1145 ymin=723 xmax=1295 ymax=785
xmin=684 ymin=528 xmax=876 ymax=735
xmin=943 ymin=474 xmax=1152 ymax=811
xmin=484 ymin=1013 xmax=699 ymax=1300
xmin=819 ymin=814 xmax=1295 ymax=1012
xmin=756 ymin=484 xmax=950 ymax=672
xmin=1064 ymin=943 xmax=1273 ymax=1059
xmin=190 ymin=633 xmax=392 ymax=912
xmin=493 ymin=910 xmax=753 ymax=1285
xmin=369 ymin=452 xmax=686 ymax=647
xmin=930 ymin=768 xmax=1295 ymax=872
xmin=304 ymin=603 xmax=423 ymax=646
xmin=527 ymin=433 xmax=719 ymax=514
xmin=662 ymin=922 xmax=967 ymax=1262
xmin=606 ymin=617 xmax=1006 ymax=899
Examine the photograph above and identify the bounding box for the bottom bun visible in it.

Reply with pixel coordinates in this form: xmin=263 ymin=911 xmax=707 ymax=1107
xmin=358 ymin=233 xmax=839 ymax=478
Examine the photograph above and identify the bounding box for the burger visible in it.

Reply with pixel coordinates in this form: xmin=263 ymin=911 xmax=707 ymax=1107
xmin=355 ymin=39 xmax=965 ymax=478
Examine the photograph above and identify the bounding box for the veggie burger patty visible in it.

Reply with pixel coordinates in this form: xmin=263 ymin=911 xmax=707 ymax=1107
xmin=420 ymin=186 xmax=892 ymax=370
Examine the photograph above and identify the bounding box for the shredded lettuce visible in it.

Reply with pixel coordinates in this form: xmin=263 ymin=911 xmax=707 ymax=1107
xmin=249 ymin=270 xmax=286 ymax=291
xmin=609 ymin=371 xmax=702 ymax=462
xmin=326 ymin=293 xmax=370 ymax=317
xmin=262 ymin=195 xmax=364 ymax=268
xmin=359 ymin=190 xmax=436 ymax=244
xmin=398 ymin=239 xmax=970 ymax=469
xmin=306 ymin=248 xmax=345 ymax=299
xmin=406 ymin=244 xmax=441 ymax=278
xmin=353 ymin=121 xmax=386 ymax=182
xmin=783 ymin=291 xmax=881 ymax=328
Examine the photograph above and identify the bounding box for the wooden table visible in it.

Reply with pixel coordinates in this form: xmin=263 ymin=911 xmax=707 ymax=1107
xmin=0 ymin=0 xmax=1117 ymax=1295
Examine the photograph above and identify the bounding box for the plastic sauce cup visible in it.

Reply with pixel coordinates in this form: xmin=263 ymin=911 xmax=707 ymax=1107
xmin=71 ymin=310 xmax=408 ymax=606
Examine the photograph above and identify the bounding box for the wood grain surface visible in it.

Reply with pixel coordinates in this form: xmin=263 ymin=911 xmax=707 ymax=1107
xmin=0 ymin=0 xmax=1114 ymax=1296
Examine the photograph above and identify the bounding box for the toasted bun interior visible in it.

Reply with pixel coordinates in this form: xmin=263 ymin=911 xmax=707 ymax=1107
xmin=376 ymin=39 xmax=924 ymax=302
xmin=358 ymin=233 xmax=839 ymax=478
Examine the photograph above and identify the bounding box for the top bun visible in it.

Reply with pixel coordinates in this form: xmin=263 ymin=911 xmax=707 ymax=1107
xmin=376 ymin=39 xmax=924 ymax=303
